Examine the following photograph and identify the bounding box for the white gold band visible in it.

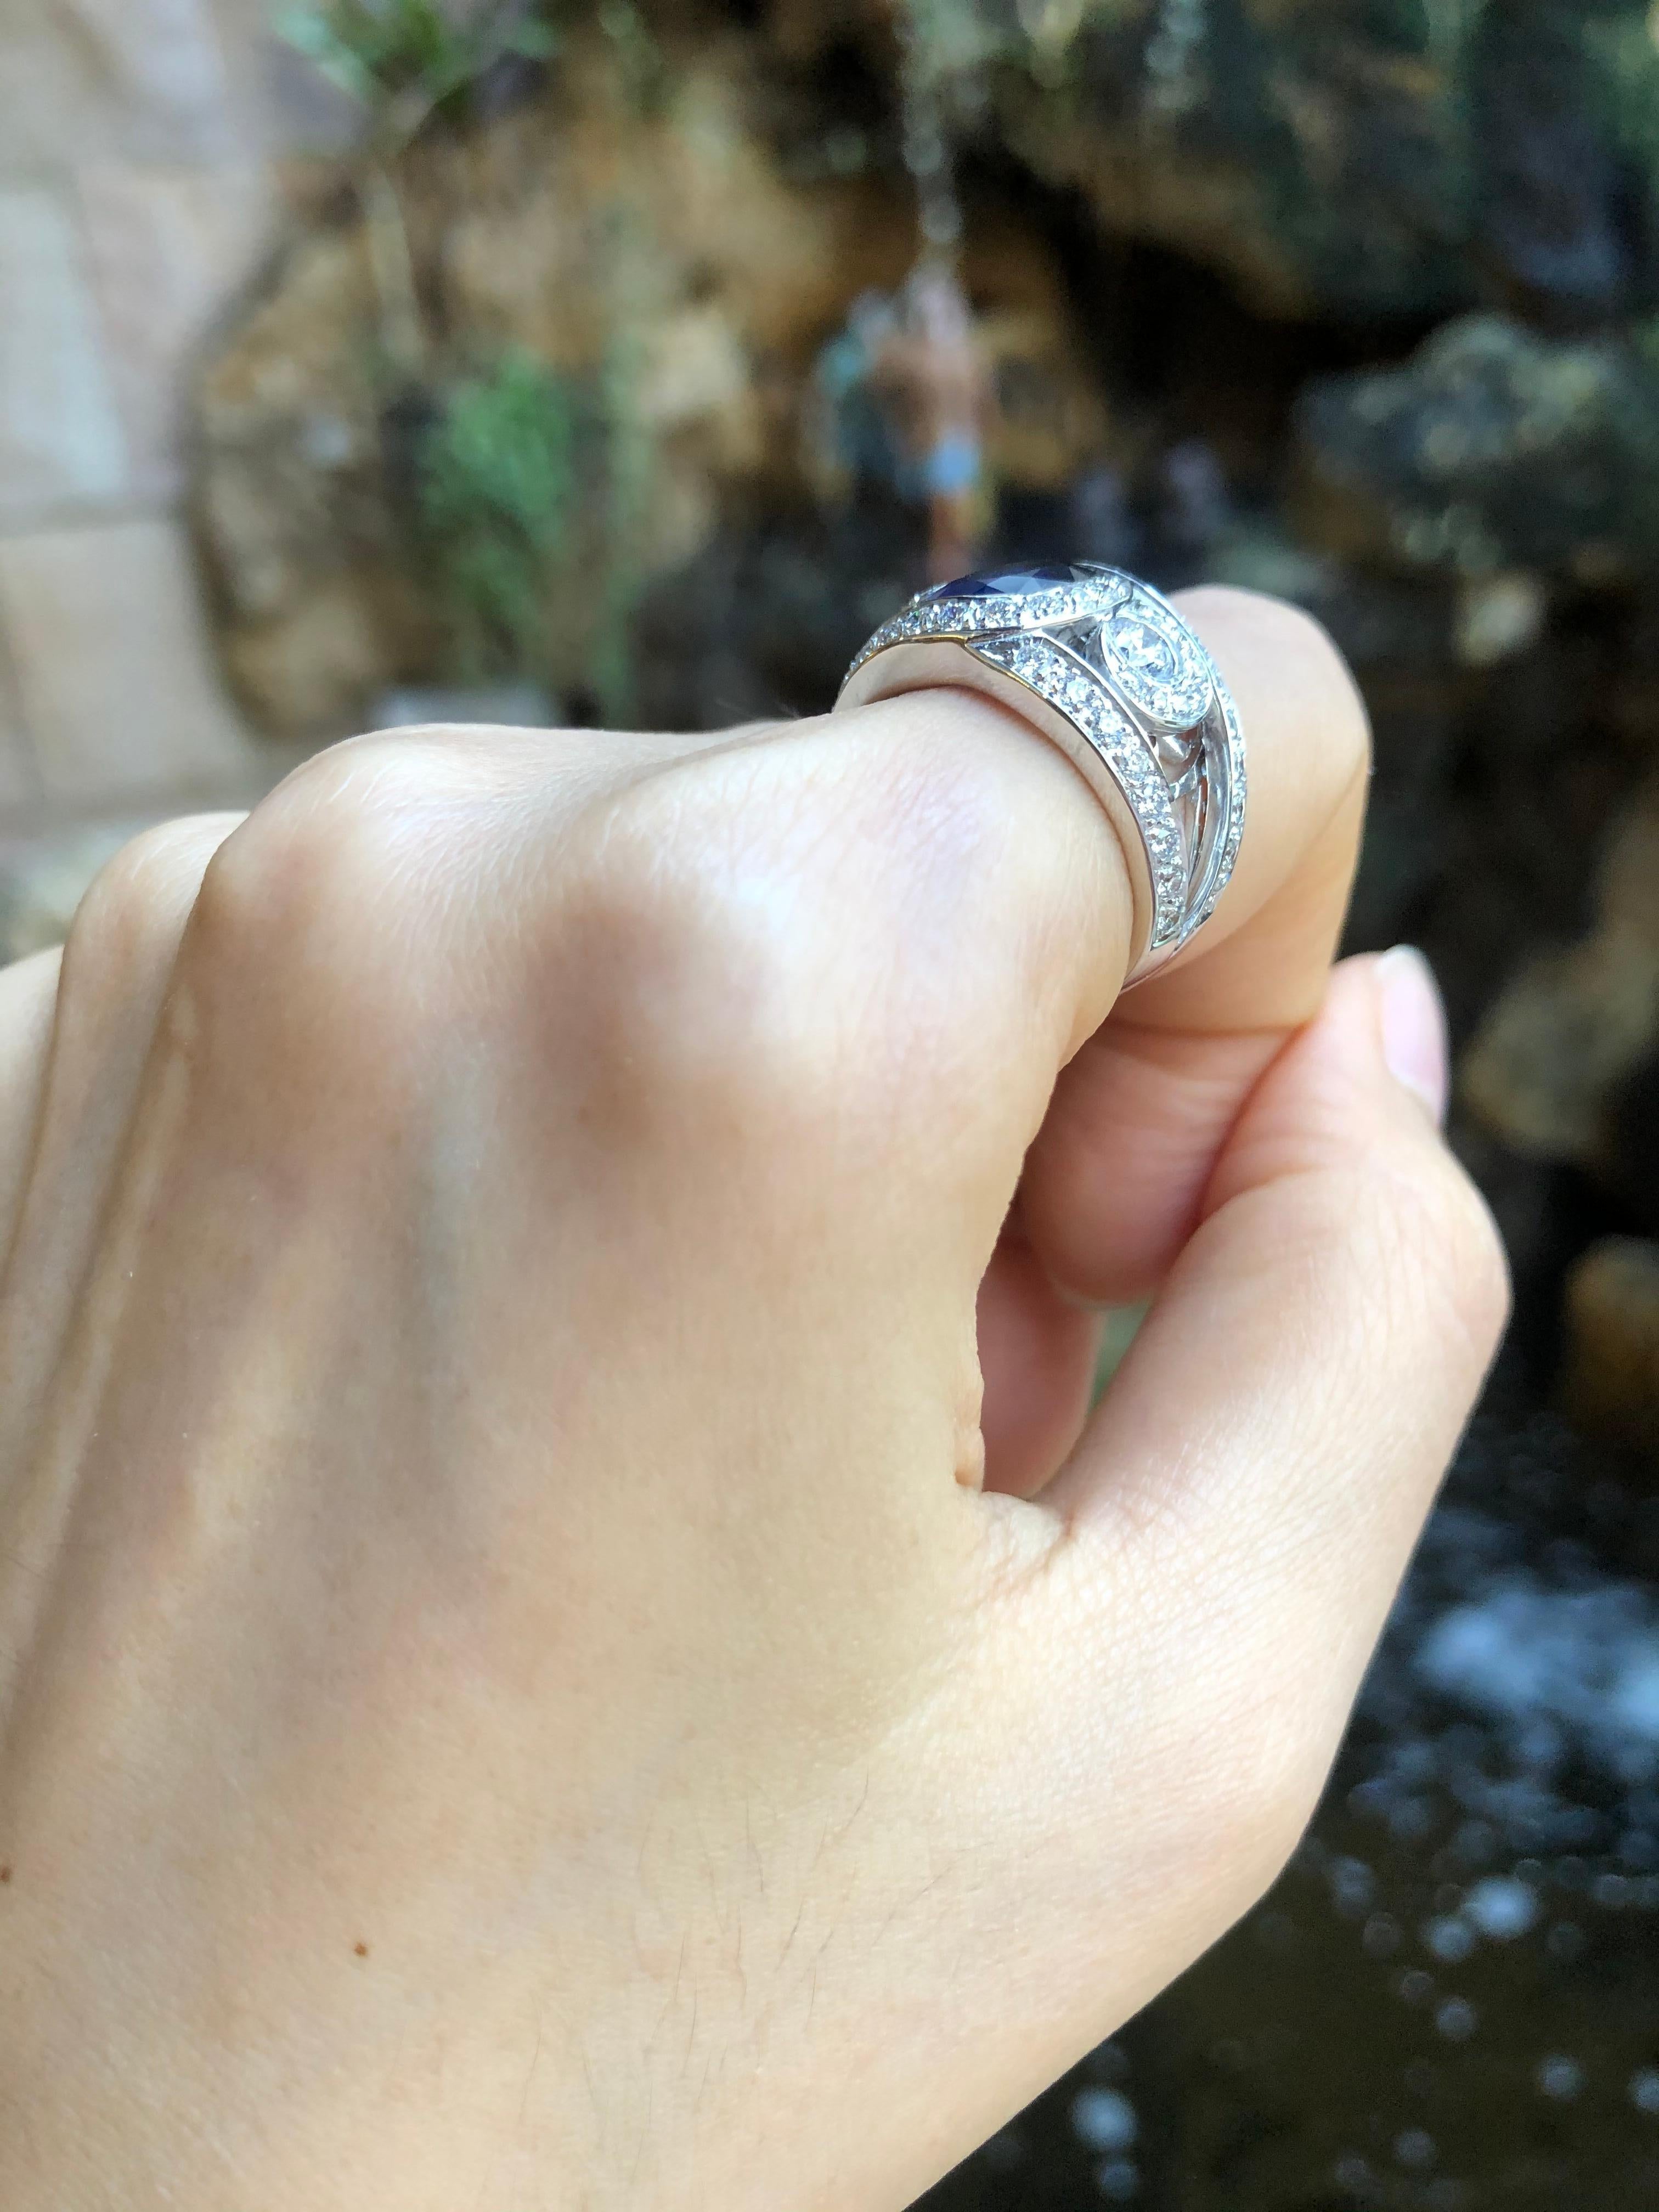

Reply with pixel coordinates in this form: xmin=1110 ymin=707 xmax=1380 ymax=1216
xmin=835 ymin=564 xmax=1246 ymax=987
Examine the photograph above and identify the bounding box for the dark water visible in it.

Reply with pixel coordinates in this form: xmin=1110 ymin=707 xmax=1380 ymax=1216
xmin=921 ymin=1408 xmax=1659 ymax=2210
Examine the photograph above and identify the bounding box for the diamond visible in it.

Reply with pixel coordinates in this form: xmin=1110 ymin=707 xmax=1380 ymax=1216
xmin=1096 ymin=587 xmax=1215 ymax=730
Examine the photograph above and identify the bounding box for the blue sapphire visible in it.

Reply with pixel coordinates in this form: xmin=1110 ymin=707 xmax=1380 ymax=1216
xmin=923 ymin=563 xmax=1101 ymax=600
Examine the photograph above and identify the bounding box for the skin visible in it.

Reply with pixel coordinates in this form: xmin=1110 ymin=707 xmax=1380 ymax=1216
xmin=0 ymin=589 xmax=1507 ymax=2210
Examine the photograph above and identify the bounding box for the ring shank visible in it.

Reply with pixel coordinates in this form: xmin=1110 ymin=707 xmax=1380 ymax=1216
xmin=835 ymin=639 xmax=1161 ymax=984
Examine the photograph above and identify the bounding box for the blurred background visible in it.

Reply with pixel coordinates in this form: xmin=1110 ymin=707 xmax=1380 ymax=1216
xmin=2 ymin=0 xmax=1658 ymax=2202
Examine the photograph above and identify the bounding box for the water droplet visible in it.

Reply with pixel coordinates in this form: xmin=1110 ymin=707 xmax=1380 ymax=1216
xmin=1464 ymin=1875 xmax=1539 ymax=1939
xmin=1546 ymin=1920 xmax=1586 ymax=1961
xmin=1072 ymin=2089 xmax=1137 ymax=2155
xmin=1363 ymin=1913 xmax=1402 ymax=1959
xmin=1436 ymin=1997 xmax=1478 ymax=2041
xmin=1394 ymin=2128 xmax=1437 ymax=2168
xmin=1536 ymin=2054 xmax=1584 ymax=2100
xmin=1424 ymin=1914 xmax=1475 ymax=1962
xmin=1454 ymin=1818 xmax=1498 ymax=1866
xmin=1329 ymin=1857 xmax=1376 ymax=1915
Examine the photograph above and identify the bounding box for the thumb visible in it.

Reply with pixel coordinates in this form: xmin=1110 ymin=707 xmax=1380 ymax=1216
xmin=1051 ymin=950 xmax=1508 ymax=1672
xmin=996 ymin=953 xmax=1509 ymax=1937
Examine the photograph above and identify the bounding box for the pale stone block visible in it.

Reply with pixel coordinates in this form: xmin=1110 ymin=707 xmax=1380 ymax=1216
xmin=0 ymin=188 xmax=129 ymax=523
xmin=0 ymin=742 xmax=36 ymax=815
xmin=0 ymin=518 xmax=257 ymax=805
xmin=0 ymin=641 xmax=40 ymax=814
xmin=77 ymin=162 xmax=280 ymax=501
xmin=0 ymin=0 xmax=234 ymax=167
xmin=209 ymin=0 xmax=364 ymax=157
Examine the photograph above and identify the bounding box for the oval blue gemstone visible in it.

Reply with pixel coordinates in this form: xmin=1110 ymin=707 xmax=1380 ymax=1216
xmin=924 ymin=563 xmax=1097 ymax=600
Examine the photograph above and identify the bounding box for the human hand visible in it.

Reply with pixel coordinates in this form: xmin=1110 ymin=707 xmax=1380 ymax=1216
xmin=0 ymin=589 xmax=1506 ymax=2209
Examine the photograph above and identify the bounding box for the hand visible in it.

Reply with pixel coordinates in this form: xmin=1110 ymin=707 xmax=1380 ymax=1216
xmin=0 ymin=590 xmax=1506 ymax=2210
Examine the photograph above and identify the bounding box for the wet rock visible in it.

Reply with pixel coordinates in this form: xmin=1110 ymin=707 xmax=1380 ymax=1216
xmin=1455 ymin=572 xmax=1549 ymax=669
xmin=945 ymin=0 xmax=1659 ymax=325
xmin=194 ymin=25 xmax=1111 ymax=739
xmin=1295 ymin=314 xmax=1659 ymax=589
xmin=946 ymin=0 xmax=1465 ymax=320
xmin=1473 ymin=3 xmax=1651 ymax=325
xmin=1461 ymin=794 xmax=1659 ymax=1163
xmin=1561 ymin=1237 xmax=1659 ymax=1454
xmin=195 ymin=30 xmax=904 ymax=735
xmin=630 ymin=491 xmax=924 ymax=730
xmin=1601 ymin=1047 xmax=1659 ymax=1238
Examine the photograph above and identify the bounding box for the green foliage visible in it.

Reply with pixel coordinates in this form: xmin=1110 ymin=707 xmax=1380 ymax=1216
xmin=276 ymin=0 xmax=559 ymax=121
xmin=416 ymin=352 xmax=583 ymax=681
xmin=416 ymin=346 xmax=657 ymax=707
xmin=1584 ymin=11 xmax=1659 ymax=167
xmin=595 ymin=0 xmax=664 ymax=114
xmin=278 ymin=1 xmax=661 ymax=696
xmin=589 ymin=329 xmax=651 ymax=724
xmin=1419 ymin=0 xmax=1489 ymax=66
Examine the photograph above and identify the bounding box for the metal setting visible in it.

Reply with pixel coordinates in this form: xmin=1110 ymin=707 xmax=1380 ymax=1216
xmin=834 ymin=563 xmax=1246 ymax=986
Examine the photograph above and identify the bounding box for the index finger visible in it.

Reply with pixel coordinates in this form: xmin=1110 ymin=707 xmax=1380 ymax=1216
xmin=1017 ymin=586 xmax=1374 ymax=1307
xmin=1135 ymin=587 xmax=1372 ymax=1029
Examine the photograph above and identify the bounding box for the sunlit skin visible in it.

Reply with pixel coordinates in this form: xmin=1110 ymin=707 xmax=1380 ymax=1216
xmin=0 ymin=590 xmax=1506 ymax=2210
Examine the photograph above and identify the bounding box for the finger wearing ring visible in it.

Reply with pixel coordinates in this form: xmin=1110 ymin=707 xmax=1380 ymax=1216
xmin=835 ymin=563 xmax=1246 ymax=988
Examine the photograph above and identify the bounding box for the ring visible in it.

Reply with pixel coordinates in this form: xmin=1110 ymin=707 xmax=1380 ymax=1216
xmin=834 ymin=563 xmax=1246 ymax=987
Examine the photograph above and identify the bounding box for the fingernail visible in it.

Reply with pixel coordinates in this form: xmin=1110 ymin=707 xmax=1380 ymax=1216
xmin=1376 ymin=946 xmax=1449 ymax=1126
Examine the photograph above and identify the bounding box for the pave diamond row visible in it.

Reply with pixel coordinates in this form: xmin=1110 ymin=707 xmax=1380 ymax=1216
xmin=844 ymin=575 xmax=1130 ymax=681
xmin=971 ymin=631 xmax=1188 ymax=949
xmin=1190 ymin=679 xmax=1248 ymax=936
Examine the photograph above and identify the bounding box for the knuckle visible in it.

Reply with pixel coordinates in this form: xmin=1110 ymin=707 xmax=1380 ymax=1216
xmin=65 ymin=814 xmax=240 ymax=980
xmin=179 ymin=738 xmax=503 ymax=1069
xmin=197 ymin=743 xmax=434 ymax=934
xmin=546 ymin=743 xmax=978 ymax=1172
xmin=552 ymin=713 xmax=1064 ymax=1141
xmin=191 ymin=737 xmax=488 ymax=961
xmin=1372 ymin=1148 xmax=1511 ymax=1369
xmin=554 ymin=786 xmax=858 ymax=1148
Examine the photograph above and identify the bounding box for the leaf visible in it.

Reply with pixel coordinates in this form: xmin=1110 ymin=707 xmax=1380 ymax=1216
xmin=502 ymin=18 xmax=560 ymax=60
xmin=274 ymin=4 xmax=376 ymax=102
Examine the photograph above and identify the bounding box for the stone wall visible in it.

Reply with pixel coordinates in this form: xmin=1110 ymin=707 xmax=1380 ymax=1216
xmin=0 ymin=0 xmax=354 ymax=838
